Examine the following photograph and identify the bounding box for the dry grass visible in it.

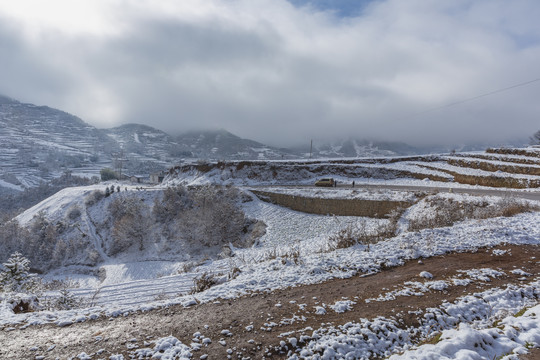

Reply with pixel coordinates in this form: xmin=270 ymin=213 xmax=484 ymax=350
xmin=499 ymin=199 xmax=538 ymax=217
xmin=253 ymin=190 xmax=412 ymax=218
xmin=486 ymin=148 xmax=540 ymax=158
xmin=453 ymin=173 xmax=540 ymax=188
xmin=177 ymin=261 xmax=196 ymax=274
xmin=408 ymin=196 xmax=539 ymax=232
xmin=447 ymin=158 xmax=540 ymax=176
xmin=255 ymin=246 xmax=304 ymax=265
xmin=454 ymin=153 xmax=540 ymax=166
xmin=190 ymin=272 xmax=216 ymax=294
xmin=420 ymin=165 xmax=540 ymax=188
xmin=328 ymin=215 xmax=400 ymax=251
xmin=227 ymin=266 xmax=241 ymax=280
xmin=279 ymin=247 xmax=303 ymax=265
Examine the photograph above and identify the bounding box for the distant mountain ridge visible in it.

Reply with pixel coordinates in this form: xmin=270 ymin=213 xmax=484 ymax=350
xmin=0 ymin=95 xmax=119 ymax=191
xmin=293 ymin=138 xmax=423 ymax=158
xmin=0 ymin=96 xmax=295 ymax=191
xmin=1 ymin=94 xmax=514 ymax=192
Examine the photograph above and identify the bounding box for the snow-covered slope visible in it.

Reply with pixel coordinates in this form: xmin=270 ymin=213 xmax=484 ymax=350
xmin=2 ymin=169 xmax=540 ymax=359
xmin=0 ymin=95 xmax=117 ymax=190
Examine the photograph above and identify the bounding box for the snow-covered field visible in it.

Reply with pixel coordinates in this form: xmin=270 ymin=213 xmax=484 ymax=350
xmin=2 ymin=185 xmax=540 ymax=358
xmin=2 ymin=148 xmax=540 ymax=359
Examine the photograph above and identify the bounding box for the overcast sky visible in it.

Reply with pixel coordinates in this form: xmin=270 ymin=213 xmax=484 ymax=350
xmin=0 ymin=0 xmax=539 ymax=147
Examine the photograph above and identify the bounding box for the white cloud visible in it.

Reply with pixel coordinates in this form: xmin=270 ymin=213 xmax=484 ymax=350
xmin=0 ymin=0 xmax=539 ymax=147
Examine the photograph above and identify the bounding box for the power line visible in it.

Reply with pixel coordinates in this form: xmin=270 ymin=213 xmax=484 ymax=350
xmin=419 ymin=77 xmax=540 ymax=114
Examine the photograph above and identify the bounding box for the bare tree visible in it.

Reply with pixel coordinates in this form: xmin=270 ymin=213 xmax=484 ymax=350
xmin=153 ymin=185 xmax=191 ymax=223
xmin=180 ymin=186 xmax=245 ymax=247
xmin=109 ymin=195 xmax=152 ymax=255
xmin=531 ymin=130 xmax=540 ymax=145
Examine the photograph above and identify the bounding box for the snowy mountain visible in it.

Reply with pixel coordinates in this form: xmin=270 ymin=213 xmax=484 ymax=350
xmin=173 ymin=129 xmax=294 ymax=160
xmin=3 ymin=94 xmax=517 ymax=196
xmin=293 ymin=138 xmax=422 ymax=158
xmin=103 ymin=123 xmax=178 ymax=159
xmin=0 ymin=96 xmax=291 ymax=194
xmin=0 ymin=95 xmax=118 ymax=192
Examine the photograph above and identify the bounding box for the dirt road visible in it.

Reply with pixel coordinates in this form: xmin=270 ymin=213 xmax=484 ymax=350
xmin=346 ymin=183 xmax=540 ymax=202
xmin=1 ymin=244 xmax=538 ymax=359
xmin=257 ymin=183 xmax=540 ymax=201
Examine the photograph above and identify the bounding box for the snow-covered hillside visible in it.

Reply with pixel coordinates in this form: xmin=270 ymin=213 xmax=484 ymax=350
xmin=1 ymin=185 xmax=539 ymax=359
xmin=1 ymin=147 xmax=540 ymax=359
xmin=165 ymin=146 xmax=540 ymax=189
xmin=0 ymin=95 xmax=116 ymax=190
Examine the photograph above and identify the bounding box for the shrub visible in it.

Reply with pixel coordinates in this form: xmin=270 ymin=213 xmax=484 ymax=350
xmin=100 ymin=167 xmax=118 ymax=181
xmin=108 ymin=195 xmax=152 ymax=255
xmin=85 ymin=190 xmax=105 ymax=206
xmin=329 ymin=225 xmax=358 ymax=249
xmin=408 ymin=195 xmax=539 ymax=232
xmin=180 ymin=186 xmax=245 ymax=248
xmin=66 ymin=205 xmax=82 ymax=220
xmin=0 ymin=252 xmax=40 ymax=293
xmin=531 ymin=130 xmax=540 ymax=145
xmin=190 ymin=272 xmax=216 ymax=294
xmin=153 ymin=185 xmax=191 ymax=223
xmin=328 ymin=219 xmax=398 ymax=251
xmin=54 ymin=289 xmax=84 ymax=310
xmin=177 ymin=262 xmax=196 ymax=274
xmin=5 ymin=294 xmax=40 ymax=313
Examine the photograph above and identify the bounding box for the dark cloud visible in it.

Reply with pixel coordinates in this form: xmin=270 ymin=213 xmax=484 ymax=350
xmin=0 ymin=0 xmax=539 ymax=148
xmin=287 ymin=0 xmax=375 ymax=17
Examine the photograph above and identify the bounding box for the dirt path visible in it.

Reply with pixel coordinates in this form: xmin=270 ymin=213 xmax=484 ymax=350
xmin=1 ymin=244 xmax=539 ymax=359
xmin=258 ymin=184 xmax=540 ymax=201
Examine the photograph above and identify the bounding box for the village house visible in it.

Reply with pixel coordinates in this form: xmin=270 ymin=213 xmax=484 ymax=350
xmin=150 ymin=171 xmax=166 ymax=184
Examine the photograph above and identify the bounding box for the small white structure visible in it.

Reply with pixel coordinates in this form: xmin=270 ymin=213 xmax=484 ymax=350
xmin=150 ymin=171 xmax=166 ymax=184
xmin=130 ymin=175 xmax=146 ymax=184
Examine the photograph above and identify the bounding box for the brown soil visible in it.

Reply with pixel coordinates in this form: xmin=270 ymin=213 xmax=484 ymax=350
xmin=519 ymin=348 xmax=540 ymax=360
xmin=1 ymin=244 xmax=539 ymax=359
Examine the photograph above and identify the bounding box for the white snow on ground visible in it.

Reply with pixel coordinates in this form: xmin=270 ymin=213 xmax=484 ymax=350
xmin=15 ymin=185 xmax=101 ymax=225
xmin=415 ymin=161 xmax=540 ymax=180
xmin=0 ymin=178 xmax=23 ymax=191
xmin=330 ymin=300 xmax=356 ymax=313
xmin=2 ymin=173 xmax=540 ymax=358
xmin=288 ymin=282 xmax=540 ymax=360
xmin=449 ymin=155 xmax=540 ymax=170
xmin=15 ymin=183 xmax=161 ymax=225
xmin=134 ymin=336 xmax=192 ymax=359
xmin=2 ymin=202 xmax=539 ymax=330
xmin=389 ymin=304 xmax=540 ymax=360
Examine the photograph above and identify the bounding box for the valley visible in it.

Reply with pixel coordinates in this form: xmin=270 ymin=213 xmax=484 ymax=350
xmin=0 ymin=140 xmax=539 ymax=359
xmin=1 ymin=96 xmax=539 ymax=359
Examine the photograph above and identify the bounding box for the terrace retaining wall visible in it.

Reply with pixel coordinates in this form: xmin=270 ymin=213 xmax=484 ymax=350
xmin=252 ymin=190 xmax=411 ymax=218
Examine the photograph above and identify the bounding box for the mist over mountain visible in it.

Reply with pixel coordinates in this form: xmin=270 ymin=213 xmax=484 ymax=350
xmin=0 ymin=95 xmax=527 ymax=195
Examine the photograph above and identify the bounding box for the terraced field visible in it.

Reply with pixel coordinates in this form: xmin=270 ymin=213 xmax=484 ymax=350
xmin=171 ymin=146 xmax=540 ymax=189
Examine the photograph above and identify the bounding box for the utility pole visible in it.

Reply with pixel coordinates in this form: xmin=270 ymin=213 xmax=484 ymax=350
xmin=112 ymin=148 xmax=127 ymax=179
xmin=309 ymin=139 xmax=313 ymax=159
